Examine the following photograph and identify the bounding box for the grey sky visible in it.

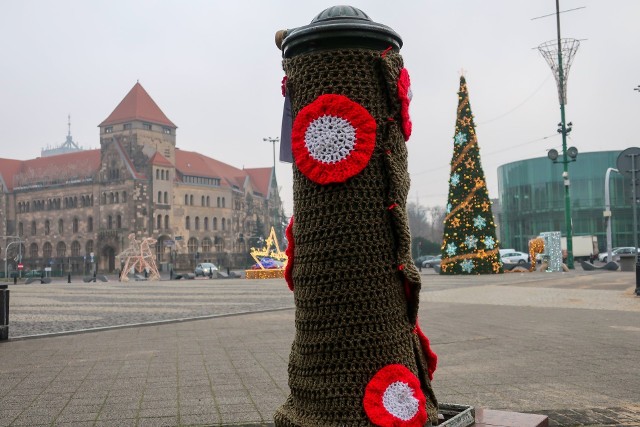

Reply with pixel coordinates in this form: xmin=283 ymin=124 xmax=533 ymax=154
xmin=1 ymin=1 xmax=639 ymax=217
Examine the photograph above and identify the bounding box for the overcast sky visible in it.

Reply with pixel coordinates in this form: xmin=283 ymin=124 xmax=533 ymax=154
xmin=2 ymin=1 xmax=639 ymax=216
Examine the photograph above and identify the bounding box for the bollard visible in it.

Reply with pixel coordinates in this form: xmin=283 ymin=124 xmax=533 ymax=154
xmin=636 ymin=261 xmax=640 ymax=296
xmin=0 ymin=284 xmax=9 ymax=340
xmin=68 ymin=272 xmax=71 ymax=283
xmin=13 ymin=275 xmax=17 ymax=285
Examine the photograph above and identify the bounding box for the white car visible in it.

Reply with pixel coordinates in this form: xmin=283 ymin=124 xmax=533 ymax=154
xmin=500 ymin=251 xmax=529 ymax=264
xmin=598 ymin=247 xmax=637 ymax=262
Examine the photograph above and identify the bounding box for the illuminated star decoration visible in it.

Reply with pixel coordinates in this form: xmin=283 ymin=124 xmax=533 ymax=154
xmin=481 ymin=201 xmax=490 ymax=212
xmin=454 ymin=131 xmax=467 ymax=146
xmin=492 ymin=262 xmax=501 ymax=273
xmin=446 ymin=242 xmax=457 ymax=256
xmin=460 ymin=258 xmax=474 ymax=273
xmin=451 ymin=217 xmax=461 ymax=228
xmin=450 ymin=173 xmax=460 ymax=186
xmin=473 ymin=215 xmax=487 ymax=229
xmin=464 ymin=234 xmax=478 ymax=249
xmin=446 ymin=203 xmax=452 ymax=214
xmin=465 ymin=158 xmax=475 ymax=169
xmin=484 ymin=236 xmax=496 ymax=249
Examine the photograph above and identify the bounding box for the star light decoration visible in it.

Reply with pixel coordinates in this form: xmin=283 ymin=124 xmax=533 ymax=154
xmin=460 ymin=258 xmax=474 ymax=273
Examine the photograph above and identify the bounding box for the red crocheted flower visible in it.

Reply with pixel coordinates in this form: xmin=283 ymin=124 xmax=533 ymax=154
xmin=397 ymin=68 xmax=413 ymax=141
xmin=364 ymin=364 xmax=427 ymax=426
xmin=292 ymin=94 xmax=376 ymax=185
xmin=284 ymin=216 xmax=294 ymax=291
xmin=414 ymin=322 xmax=438 ymax=381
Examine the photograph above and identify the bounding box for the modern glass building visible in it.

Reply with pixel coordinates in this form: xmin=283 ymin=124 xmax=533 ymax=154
xmin=497 ymin=150 xmax=636 ymax=254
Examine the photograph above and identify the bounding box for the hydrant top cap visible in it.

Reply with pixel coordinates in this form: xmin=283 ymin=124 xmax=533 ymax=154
xmin=280 ymin=5 xmax=402 ymax=58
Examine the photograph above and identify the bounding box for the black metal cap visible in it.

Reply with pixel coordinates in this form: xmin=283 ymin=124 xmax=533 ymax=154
xmin=279 ymin=5 xmax=403 ymax=58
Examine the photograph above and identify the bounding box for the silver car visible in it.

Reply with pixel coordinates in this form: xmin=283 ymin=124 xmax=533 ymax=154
xmin=194 ymin=262 xmax=218 ymax=276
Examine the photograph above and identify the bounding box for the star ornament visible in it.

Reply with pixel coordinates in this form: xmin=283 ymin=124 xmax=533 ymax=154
xmin=465 ymin=158 xmax=475 ymax=169
xmin=454 ymin=131 xmax=467 ymax=146
xmin=460 ymin=258 xmax=474 ymax=273
xmin=481 ymin=201 xmax=490 ymax=212
xmin=451 ymin=217 xmax=461 ymax=228
xmin=492 ymin=262 xmax=502 ymax=273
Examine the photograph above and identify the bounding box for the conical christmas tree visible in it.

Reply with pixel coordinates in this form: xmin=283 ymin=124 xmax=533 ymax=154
xmin=440 ymin=76 xmax=503 ymax=275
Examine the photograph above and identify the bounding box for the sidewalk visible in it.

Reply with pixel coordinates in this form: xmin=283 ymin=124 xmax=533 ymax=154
xmin=1 ymin=270 xmax=639 ymax=426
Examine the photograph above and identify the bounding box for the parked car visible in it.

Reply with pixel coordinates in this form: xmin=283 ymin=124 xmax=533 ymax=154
xmin=194 ymin=263 xmax=218 ymax=276
xmin=420 ymin=256 xmax=436 ymax=268
xmin=414 ymin=255 xmax=433 ymax=268
xmin=24 ymin=270 xmax=43 ymax=278
xmin=598 ymin=247 xmax=638 ymax=262
xmin=500 ymin=251 xmax=529 ymax=264
xmin=423 ymin=255 xmax=441 ymax=268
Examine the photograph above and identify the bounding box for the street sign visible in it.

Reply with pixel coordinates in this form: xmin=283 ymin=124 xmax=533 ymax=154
xmin=17 ymin=263 xmax=23 ymax=270
xmin=616 ymin=147 xmax=640 ymax=179
xmin=174 ymin=236 xmax=183 ymax=241
xmin=163 ymin=240 xmax=175 ymax=247
xmin=44 ymin=267 xmax=51 ymax=272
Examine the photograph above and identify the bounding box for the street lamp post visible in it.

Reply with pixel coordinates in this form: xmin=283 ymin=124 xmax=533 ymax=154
xmin=604 ymin=168 xmax=620 ymax=263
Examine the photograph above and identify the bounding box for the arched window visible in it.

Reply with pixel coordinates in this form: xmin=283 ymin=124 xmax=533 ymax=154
xmin=108 ymin=215 xmax=113 ymax=230
xmin=31 ymin=221 xmax=36 ymax=236
xmin=73 ymin=218 xmax=79 ymax=234
xmin=157 ymin=215 xmax=162 ymax=229
xmin=184 ymin=194 xmax=189 ymax=205
xmin=56 ymin=241 xmax=66 ymax=258
xmin=43 ymin=242 xmax=52 ymax=259
xmin=18 ymin=222 xmax=23 ymax=236
xmin=217 ymin=197 xmax=221 ymax=207
xmin=29 ymin=243 xmax=38 ymax=259
xmin=71 ymin=241 xmax=81 ymax=257
xmin=87 ymin=216 xmax=93 ymax=232
xmin=164 ymin=192 xmax=168 ymax=204
xmin=158 ymin=191 xmax=162 ymax=203
xmin=164 ymin=215 xmax=169 ymax=229
xmin=115 ymin=192 xmax=119 ymax=203
xmin=206 ymin=196 xmax=210 ymax=207
xmin=204 ymin=217 xmax=209 ymax=231
xmin=58 ymin=219 xmax=64 ymax=234
xmin=202 ymin=237 xmax=212 ymax=253
xmin=195 ymin=217 xmax=200 ymax=230
xmin=222 ymin=218 xmax=226 ymax=231
xmin=109 ymin=192 xmax=115 ymax=204
xmin=188 ymin=237 xmax=198 ymax=254
xmin=156 ymin=169 xmax=160 ymax=180
xmin=85 ymin=240 xmax=94 ymax=256
xmin=213 ymin=217 xmax=218 ymax=230
xmin=116 ymin=215 xmax=122 ymax=229
xmin=73 ymin=196 xmax=77 ymax=207
xmin=122 ymin=191 xmax=127 ymax=202
xmin=201 ymin=196 xmax=205 ymax=206
xmin=190 ymin=195 xmax=194 ymax=205
xmin=185 ymin=216 xmax=190 ymax=230
xmin=101 ymin=193 xmax=107 ymax=205
xmin=222 ymin=197 xmax=225 ymax=208
xmin=45 ymin=220 xmax=50 ymax=235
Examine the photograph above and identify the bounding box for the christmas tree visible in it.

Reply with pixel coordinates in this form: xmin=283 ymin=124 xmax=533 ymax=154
xmin=440 ymin=76 xmax=503 ymax=275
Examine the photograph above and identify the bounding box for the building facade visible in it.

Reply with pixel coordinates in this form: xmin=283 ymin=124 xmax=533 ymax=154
xmin=497 ymin=150 xmax=634 ymax=253
xmin=0 ymin=83 xmax=283 ymax=276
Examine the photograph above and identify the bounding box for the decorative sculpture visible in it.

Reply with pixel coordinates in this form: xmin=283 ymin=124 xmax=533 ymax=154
xmin=117 ymin=233 xmax=161 ymax=281
xmin=528 ymin=237 xmax=545 ymax=272
xmin=245 ymin=227 xmax=288 ymax=279
xmin=274 ymin=6 xmax=438 ymax=426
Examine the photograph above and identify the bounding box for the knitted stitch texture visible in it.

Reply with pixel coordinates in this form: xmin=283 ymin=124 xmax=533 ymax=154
xmin=274 ymin=49 xmax=438 ymax=426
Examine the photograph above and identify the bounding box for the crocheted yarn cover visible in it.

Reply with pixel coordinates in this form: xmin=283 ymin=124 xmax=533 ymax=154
xmin=274 ymin=49 xmax=438 ymax=426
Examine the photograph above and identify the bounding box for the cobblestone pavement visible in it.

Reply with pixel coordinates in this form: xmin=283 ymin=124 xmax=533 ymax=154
xmin=1 ymin=269 xmax=639 ymax=426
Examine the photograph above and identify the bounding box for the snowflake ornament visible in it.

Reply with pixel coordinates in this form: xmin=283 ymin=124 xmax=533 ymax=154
xmin=446 ymin=203 xmax=452 ymax=214
xmin=446 ymin=242 xmax=457 ymax=257
xmin=450 ymin=173 xmax=460 ymax=186
xmin=460 ymin=258 xmax=474 ymax=273
xmin=464 ymin=234 xmax=478 ymax=249
xmin=483 ymin=236 xmax=495 ymax=250
xmin=473 ymin=215 xmax=487 ymax=229
xmin=454 ymin=131 xmax=467 ymax=146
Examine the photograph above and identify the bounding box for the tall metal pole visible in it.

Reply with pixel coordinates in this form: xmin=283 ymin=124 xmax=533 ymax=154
xmin=263 ymin=137 xmax=280 ymax=232
xmin=555 ymin=0 xmax=574 ymax=269
xmin=604 ymin=168 xmax=619 ymax=262
xmin=631 ymin=154 xmax=639 ymax=263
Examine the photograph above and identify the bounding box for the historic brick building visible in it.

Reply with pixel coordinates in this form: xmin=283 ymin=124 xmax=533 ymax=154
xmin=0 ymin=83 xmax=282 ymax=275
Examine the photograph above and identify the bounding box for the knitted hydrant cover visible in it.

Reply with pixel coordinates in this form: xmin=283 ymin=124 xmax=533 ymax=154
xmin=274 ymin=49 xmax=438 ymax=426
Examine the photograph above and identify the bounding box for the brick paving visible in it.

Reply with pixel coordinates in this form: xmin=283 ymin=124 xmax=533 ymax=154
xmin=0 ymin=269 xmax=639 ymax=426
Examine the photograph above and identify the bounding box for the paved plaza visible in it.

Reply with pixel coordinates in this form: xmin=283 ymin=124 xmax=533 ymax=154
xmin=1 ymin=269 xmax=639 ymax=426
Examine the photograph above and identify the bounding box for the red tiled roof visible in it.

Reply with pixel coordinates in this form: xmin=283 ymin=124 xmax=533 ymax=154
xmin=150 ymin=151 xmax=173 ymax=167
xmin=0 ymin=150 xmax=101 ymax=191
xmin=100 ymin=82 xmax=176 ymax=128
xmin=175 ymin=149 xmax=272 ymax=195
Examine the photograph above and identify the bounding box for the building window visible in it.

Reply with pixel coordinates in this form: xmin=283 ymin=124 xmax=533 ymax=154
xmin=186 ymin=216 xmax=190 ymax=230
xmin=213 ymin=217 xmax=218 ymax=230
xmin=222 ymin=218 xmax=226 ymax=231
xmin=45 ymin=220 xmax=50 ymax=235
xmin=86 ymin=240 xmax=93 ymax=256
xmin=108 ymin=215 xmax=113 ymax=230
xmin=195 ymin=217 xmax=200 ymax=230
xmin=58 ymin=219 xmax=64 ymax=234
xmin=43 ymin=242 xmax=52 ymax=259
xmin=116 ymin=215 xmax=122 ymax=229
xmin=110 ymin=193 xmax=115 ymax=204
xmin=163 ymin=127 xmax=171 ymax=135
xmin=190 ymin=195 xmax=194 ymax=206
xmin=204 ymin=217 xmax=209 ymax=231
xmin=217 ymin=197 xmax=221 ymax=207
xmin=156 ymin=169 xmax=160 ymax=180
xmin=188 ymin=237 xmax=198 ymax=254
xmin=157 ymin=215 xmax=162 ymax=230
xmin=73 ymin=218 xmax=79 ymax=234
xmin=105 ymin=126 xmax=113 ymax=133
xmin=31 ymin=221 xmax=36 ymax=236
xmin=158 ymin=191 xmax=162 ymax=203
xmin=222 ymin=197 xmax=226 ymax=208
xmin=56 ymin=242 xmax=66 ymax=258
xmin=206 ymin=196 xmax=210 ymax=207
xmin=71 ymin=241 xmax=81 ymax=257
xmin=164 ymin=215 xmax=169 ymax=229
xmin=202 ymin=238 xmax=211 ymax=253
xmin=122 ymin=192 xmax=127 ymax=202
xmin=143 ymin=123 xmax=152 ymax=130
xmin=201 ymin=196 xmax=205 ymax=206
xmin=115 ymin=192 xmax=119 ymax=203
xmin=164 ymin=192 xmax=168 ymax=204
xmin=184 ymin=194 xmax=189 ymax=205
xmin=18 ymin=222 xmax=23 ymax=236
xmin=87 ymin=216 xmax=93 ymax=232
xmin=29 ymin=243 xmax=38 ymax=259
xmin=123 ymin=123 xmax=131 ymax=130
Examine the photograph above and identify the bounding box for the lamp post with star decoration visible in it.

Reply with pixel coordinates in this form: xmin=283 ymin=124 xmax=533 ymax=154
xmin=440 ymin=76 xmax=503 ymax=275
